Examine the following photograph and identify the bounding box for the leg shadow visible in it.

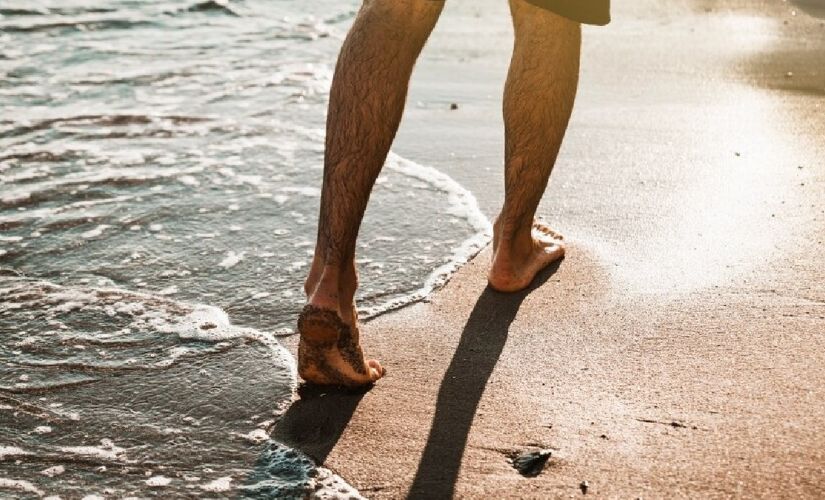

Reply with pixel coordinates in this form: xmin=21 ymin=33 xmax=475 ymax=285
xmin=271 ymin=383 xmax=368 ymax=463
xmin=242 ymin=384 xmax=367 ymax=498
xmin=791 ymin=0 xmax=825 ymax=19
xmin=407 ymin=261 xmax=561 ymax=499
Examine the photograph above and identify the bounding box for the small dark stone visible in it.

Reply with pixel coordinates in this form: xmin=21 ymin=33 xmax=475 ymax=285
xmin=580 ymin=480 xmax=589 ymax=494
xmin=511 ymin=449 xmax=552 ymax=477
xmin=199 ymin=322 xmax=217 ymax=330
xmin=450 ymin=103 xmax=459 ymax=110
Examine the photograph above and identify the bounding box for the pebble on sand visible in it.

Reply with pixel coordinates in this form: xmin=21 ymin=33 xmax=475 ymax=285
xmin=510 ymin=449 xmax=552 ymax=477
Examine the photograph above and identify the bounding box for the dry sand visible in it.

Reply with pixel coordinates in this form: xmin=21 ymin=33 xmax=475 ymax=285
xmin=277 ymin=0 xmax=825 ymax=497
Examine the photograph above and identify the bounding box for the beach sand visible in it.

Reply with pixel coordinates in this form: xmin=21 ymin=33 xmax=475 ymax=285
xmin=277 ymin=0 xmax=825 ymax=497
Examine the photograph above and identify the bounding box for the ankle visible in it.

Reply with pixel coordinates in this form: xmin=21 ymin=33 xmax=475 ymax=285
xmin=305 ymin=263 xmax=358 ymax=322
xmin=304 ymin=257 xmax=323 ymax=297
xmin=493 ymin=216 xmax=533 ymax=255
xmin=306 ymin=264 xmax=341 ymax=305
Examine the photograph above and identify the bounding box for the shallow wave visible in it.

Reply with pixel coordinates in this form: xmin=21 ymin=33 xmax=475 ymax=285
xmin=0 ymin=7 xmax=118 ymax=16
xmin=0 ymin=18 xmax=158 ymax=33
xmin=182 ymin=0 xmax=242 ymax=17
xmin=0 ymin=114 xmax=211 ymax=140
xmin=241 ymin=442 xmax=366 ymax=499
xmin=362 ymin=153 xmax=492 ymax=318
xmin=0 ymin=1 xmax=493 ymax=496
xmin=0 ymin=275 xmax=371 ymax=498
xmin=278 ymin=126 xmax=493 ymax=320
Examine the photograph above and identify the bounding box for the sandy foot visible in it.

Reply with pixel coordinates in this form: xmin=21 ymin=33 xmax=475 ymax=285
xmin=297 ymin=305 xmax=385 ymax=387
xmin=488 ymin=220 xmax=565 ymax=292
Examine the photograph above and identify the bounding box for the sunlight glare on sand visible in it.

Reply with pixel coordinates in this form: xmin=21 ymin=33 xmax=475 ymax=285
xmin=590 ymin=85 xmax=805 ymax=294
xmin=716 ymin=14 xmax=776 ymax=56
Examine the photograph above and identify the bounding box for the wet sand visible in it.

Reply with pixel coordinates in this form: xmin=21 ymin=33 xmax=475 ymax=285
xmin=277 ymin=0 xmax=825 ymax=497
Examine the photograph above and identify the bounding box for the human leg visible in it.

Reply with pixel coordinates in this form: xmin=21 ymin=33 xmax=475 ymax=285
xmin=489 ymin=0 xmax=581 ymax=292
xmin=299 ymin=0 xmax=444 ymax=386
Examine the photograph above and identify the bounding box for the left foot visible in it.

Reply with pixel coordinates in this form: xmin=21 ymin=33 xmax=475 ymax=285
xmin=488 ymin=219 xmax=565 ymax=292
xmin=297 ymin=304 xmax=385 ymax=387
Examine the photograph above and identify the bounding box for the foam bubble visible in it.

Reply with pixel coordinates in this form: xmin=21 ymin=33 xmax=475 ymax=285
xmin=201 ymin=476 xmax=232 ymax=492
xmin=178 ymin=175 xmax=200 ymax=186
xmin=242 ymin=428 xmax=270 ymax=444
xmin=145 ymin=475 xmax=172 ymax=487
xmin=59 ymin=439 xmax=126 ymax=461
xmin=157 ymin=285 xmax=178 ymax=295
xmin=41 ymin=465 xmax=65 ymax=477
xmin=0 ymin=478 xmax=44 ymax=497
xmin=311 ymin=468 xmax=366 ymax=500
xmin=281 ymin=186 xmax=320 ymax=197
xmin=241 ymin=443 xmax=366 ymax=499
xmin=0 ymin=446 xmax=29 ymax=460
xmin=81 ymin=224 xmax=111 ymax=239
xmin=218 ymin=251 xmax=244 ymax=269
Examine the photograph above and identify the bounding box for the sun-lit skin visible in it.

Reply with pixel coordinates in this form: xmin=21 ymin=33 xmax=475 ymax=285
xmin=299 ymin=0 xmax=581 ymax=387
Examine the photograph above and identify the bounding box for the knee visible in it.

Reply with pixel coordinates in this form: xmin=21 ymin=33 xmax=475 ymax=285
xmin=510 ymin=0 xmax=580 ymax=37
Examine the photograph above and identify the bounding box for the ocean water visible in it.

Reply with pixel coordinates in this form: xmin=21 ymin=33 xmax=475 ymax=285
xmin=0 ymin=1 xmax=490 ymax=497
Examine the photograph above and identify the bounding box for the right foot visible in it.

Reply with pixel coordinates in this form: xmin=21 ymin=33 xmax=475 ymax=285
xmin=488 ymin=219 xmax=565 ymax=292
xmin=297 ymin=304 xmax=385 ymax=387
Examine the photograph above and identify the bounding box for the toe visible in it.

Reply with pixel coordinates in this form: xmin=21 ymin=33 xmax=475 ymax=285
xmin=542 ymin=242 xmax=565 ymax=256
xmin=367 ymin=359 xmax=386 ymax=380
xmin=533 ymin=225 xmax=563 ymax=242
xmin=533 ymin=219 xmax=563 ymax=238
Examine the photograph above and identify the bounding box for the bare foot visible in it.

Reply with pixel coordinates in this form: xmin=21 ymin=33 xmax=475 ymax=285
xmin=297 ymin=305 xmax=385 ymax=387
xmin=488 ymin=219 xmax=565 ymax=292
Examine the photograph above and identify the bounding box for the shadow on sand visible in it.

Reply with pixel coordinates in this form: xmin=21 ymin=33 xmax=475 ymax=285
xmin=272 ymin=261 xmax=561 ymax=499
xmin=407 ymin=261 xmax=560 ymax=499
xmin=271 ymin=383 xmax=368 ymax=464
xmin=791 ymin=0 xmax=825 ymax=19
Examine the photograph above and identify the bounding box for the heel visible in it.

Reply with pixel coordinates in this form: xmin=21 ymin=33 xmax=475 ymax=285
xmin=297 ymin=305 xmax=343 ymax=345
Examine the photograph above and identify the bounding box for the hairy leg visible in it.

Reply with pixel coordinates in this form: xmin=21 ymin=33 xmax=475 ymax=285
xmin=488 ymin=0 xmax=581 ymax=292
xmin=299 ymin=0 xmax=443 ymax=386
